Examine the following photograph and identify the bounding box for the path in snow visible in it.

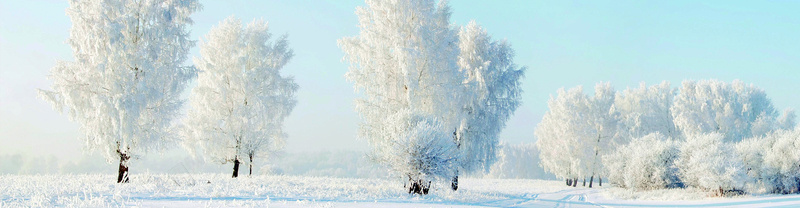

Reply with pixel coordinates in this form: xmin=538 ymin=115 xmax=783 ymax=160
xmin=3 ymin=174 xmax=800 ymax=207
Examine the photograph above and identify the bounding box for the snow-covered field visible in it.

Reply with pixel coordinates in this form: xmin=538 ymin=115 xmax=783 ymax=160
xmin=3 ymin=174 xmax=800 ymax=207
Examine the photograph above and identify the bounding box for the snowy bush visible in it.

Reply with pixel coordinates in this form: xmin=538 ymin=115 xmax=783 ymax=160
xmin=737 ymin=129 xmax=800 ymax=194
xmin=375 ymin=112 xmax=459 ymax=183
xmin=603 ymin=133 xmax=680 ymax=190
xmin=677 ymin=133 xmax=748 ymax=194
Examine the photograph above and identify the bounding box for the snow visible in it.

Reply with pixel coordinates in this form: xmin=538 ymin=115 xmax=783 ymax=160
xmin=3 ymin=174 xmax=800 ymax=207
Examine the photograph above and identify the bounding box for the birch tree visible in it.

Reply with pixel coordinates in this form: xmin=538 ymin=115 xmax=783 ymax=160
xmin=38 ymin=0 xmax=200 ymax=183
xmin=339 ymin=0 xmax=464 ymax=194
xmin=184 ymin=16 xmax=297 ymax=178
xmin=453 ymin=21 xmax=525 ymax=188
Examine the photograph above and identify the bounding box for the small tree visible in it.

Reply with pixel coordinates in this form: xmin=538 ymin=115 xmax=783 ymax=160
xmin=184 ymin=16 xmax=297 ymax=178
xmin=377 ymin=112 xmax=459 ymax=194
xmin=737 ymin=129 xmax=800 ymax=194
xmin=603 ymin=133 xmax=681 ymax=190
xmin=677 ymin=133 xmax=748 ymax=195
xmin=38 ymin=0 xmax=200 ymax=183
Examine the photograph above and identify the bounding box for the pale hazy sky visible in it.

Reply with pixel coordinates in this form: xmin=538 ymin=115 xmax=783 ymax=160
xmin=1 ymin=1 xmax=800 ymax=164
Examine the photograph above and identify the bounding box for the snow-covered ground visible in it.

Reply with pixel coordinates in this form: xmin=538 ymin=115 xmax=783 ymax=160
xmin=2 ymin=174 xmax=800 ymax=207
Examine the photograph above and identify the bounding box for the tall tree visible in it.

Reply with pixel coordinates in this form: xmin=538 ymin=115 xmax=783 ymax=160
xmin=586 ymin=82 xmax=619 ymax=188
xmin=535 ymin=86 xmax=592 ymax=184
xmin=38 ymin=0 xmax=200 ymax=183
xmin=339 ymin=0 xmax=464 ymax=194
xmin=455 ymin=21 xmax=526 ymax=177
xmin=183 ymin=16 xmax=297 ymax=178
xmin=535 ymin=83 xmax=619 ymax=187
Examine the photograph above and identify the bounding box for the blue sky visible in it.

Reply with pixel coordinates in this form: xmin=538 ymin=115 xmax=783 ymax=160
xmin=1 ymin=1 xmax=799 ymax=163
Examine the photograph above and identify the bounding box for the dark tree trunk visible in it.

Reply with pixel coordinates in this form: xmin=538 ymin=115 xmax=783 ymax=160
xmin=583 ymin=178 xmax=586 ymax=187
xmin=566 ymin=179 xmax=572 ymax=186
xmin=249 ymin=155 xmax=253 ymax=176
xmin=573 ymin=178 xmax=577 ymax=187
xmin=232 ymin=158 xmax=240 ymax=178
xmin=599 ymin=177 xmax=602 ymax=186
xmin=589 ymin=176 xmax=594 ymax=188
xmin=116 ymin=152 xmax=130 ymax=183
xmin=408 ymin=179 xmax=430 ymax=195
xmin=451 ymin=175 xmax=458 ymax=191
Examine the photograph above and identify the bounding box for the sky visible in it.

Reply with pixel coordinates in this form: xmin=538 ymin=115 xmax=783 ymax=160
xmin=1 ymin=0 xmax=800 ymax=168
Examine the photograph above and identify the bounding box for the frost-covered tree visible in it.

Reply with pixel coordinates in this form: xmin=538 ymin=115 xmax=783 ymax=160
xmin=38 ymin=0 xmax=200 ymax=183
xmin=535 ymin=83 xmax=620 ymax=188
xmin=603 ymin=133 xmax=681 ymax=190
xmin=184 ymin=16 xmax=297 ymax=178
xmin=737 ymin=128 xmax=800 ymax=194
xmin=615 ymin=81 xmax=679 ymax=139
xmin=677 ymin=133 xmax=748 ymax=195
xmin=454 ymin=21 xmax=525 ymax=182
xmin=339 ymin=0 xmax=463 ymax=194
xmin=585 ymin=82 xmax=620 ymax=187
xmin=341 ymin=0 xmax=525 ymax=193
xmin=380 ymin=111 xmax=459 ymax=194
xmin=672 ymin=80 xmax=786 ymax=142
xmin=535 ymin=86 xmax=591 ymax=186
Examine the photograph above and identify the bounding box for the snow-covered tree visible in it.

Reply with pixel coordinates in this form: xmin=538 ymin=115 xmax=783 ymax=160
xmin=535 ymin=86 xmax=592 ymax=186
xmin=677 ymin=133 xmax=748 ymax=195
xmin=38 ymin=0 xmax=200 ymax=183
xmin=341 ymin=0 xmax=525 ymax=193
xmin=184 ymin=16 xmax=297 ymax=178
xmin=585 ymin=82 xmax=620 ymax=187
xmin=672 ymin=80 xmax=783 ymax=142
xmin=455 ymin=21 xmax=525 ymax=179
xmin=339 ymin=0 xmax=463 ymax=194
xmin=535 ymin=83 xmax=620 ymax=187
xmin=615 ymin=81 xmax=679 ymax=139
xmin=603 ymin=133 xmax=681 ymax=190
xmin=737 ymin=128 xmax=800 ymax=194
xmin=378 ymin=111 xmax=459 ymax=194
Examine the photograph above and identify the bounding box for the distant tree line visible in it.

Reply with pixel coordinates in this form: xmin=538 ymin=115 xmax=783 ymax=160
xmin=536 ymin=80 xmax=797 ymax=196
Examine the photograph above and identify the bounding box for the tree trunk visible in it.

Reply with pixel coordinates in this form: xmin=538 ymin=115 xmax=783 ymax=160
xmin=232 ymin=158 xmax=240 ymax=178
xmin=451 ymin=175 xmax=458 ymax=191
xmin=249 ymin=155 xmax=253 ymax=176
xmin=407 ymin=177 xmax=431 ymax=195
xmin=583 ymin=178 xmax=586 ymax=187
xmin=599 ymin=177 xmax=602 ymax=186
xmin=589 ymin=176 xmax=594 ymax=188
xmin=573 ymin=178 xmax=577 ymax=187
xmin=116 ymin=152 xmax=130 ymax=183
xmin=566 ymin=178 xmax=572 ymax=186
